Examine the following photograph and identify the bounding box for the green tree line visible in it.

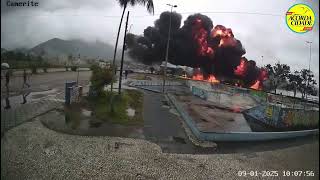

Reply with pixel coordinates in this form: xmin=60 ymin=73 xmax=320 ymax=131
xmin=264 ymin=62 xmax=318 ymax=99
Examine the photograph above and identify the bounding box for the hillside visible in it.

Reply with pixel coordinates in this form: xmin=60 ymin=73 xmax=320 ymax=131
xmin=30 ymin=38 xmax=115 ymax=60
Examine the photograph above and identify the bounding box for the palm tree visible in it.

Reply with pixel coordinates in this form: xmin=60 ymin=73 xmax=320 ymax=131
xmin=112 ymin=0 xmax=154 ymax=67
xmin=111 ymin=0 xmax=154 ymax=91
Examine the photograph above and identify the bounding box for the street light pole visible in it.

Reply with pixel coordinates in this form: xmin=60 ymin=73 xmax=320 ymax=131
xmin=76 ymin=53 xmax=80 ymax=85
xmin=305 ymin=41 xmax=312 ymax=100
xmin=162 ymin=4 xmax=177 ymax=93
xmin=306 ymin=41 xmax=312 ymax=71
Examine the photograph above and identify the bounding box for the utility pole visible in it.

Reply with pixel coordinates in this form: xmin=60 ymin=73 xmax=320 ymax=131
xmin=118 ymin=11 xmax=130 ymax=95
xmin=162 ymin=4 xmax=177 ymax=93
xmin=261 ymin=55 xmax=263 ymax=66
xmin=306 ymin=41 xmax=312 ymax=72
xmin=128 ymin=24 xmax=133 ymax=33
xmin=306 ymin=41 xmax=312 ymax=100
xmin=76 ymin=53 xmax=80 ymax=85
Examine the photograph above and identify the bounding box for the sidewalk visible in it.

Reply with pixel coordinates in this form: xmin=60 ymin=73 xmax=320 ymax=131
xmin=1 ymin=114 xmax=318 ymax=179
xmin=1 ymin=99 xmax=63 ymax=136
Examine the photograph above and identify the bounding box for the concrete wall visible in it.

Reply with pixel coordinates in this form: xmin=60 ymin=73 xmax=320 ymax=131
xmin=245 ymin=104 xmax=319 ymax=129
xmin=280 ymin=108 xmax=319 ymax=128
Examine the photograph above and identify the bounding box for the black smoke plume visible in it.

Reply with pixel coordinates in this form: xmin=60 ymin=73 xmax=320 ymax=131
xmin=126 ymin=12 xmax=266 ymax=87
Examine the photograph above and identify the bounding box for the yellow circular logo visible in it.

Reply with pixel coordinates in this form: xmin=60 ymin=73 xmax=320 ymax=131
xmin=286 ymin=4 xmax=315 ymax=33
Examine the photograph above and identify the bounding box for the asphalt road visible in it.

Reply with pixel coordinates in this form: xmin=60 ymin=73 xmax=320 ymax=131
xmin=1 ymin=71 xmax=92 ymax=99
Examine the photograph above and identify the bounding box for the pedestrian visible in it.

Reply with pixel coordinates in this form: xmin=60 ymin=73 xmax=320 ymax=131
xmin=21 ymin=92 xmax=31 ymax=104
xmin=4 ymin=70 xmax=11 ymax=109
xmin=22 ymin=69 xmax=30 ymax=88
xmin=5 ymin=70 xmax=10 ymax=95
xmin=4 ymin=97 xmax=11 ymax=109
xmin=124 ymin=70 xmax=128 ymax=79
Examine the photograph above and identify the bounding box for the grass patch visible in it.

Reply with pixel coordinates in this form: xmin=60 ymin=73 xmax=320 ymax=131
xmin=86 ymin=89 xmax=144 ymax=126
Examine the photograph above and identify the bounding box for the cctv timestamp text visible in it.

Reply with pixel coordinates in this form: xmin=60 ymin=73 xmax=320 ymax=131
xmin=237 ymin=170 xmax=315 ymax=177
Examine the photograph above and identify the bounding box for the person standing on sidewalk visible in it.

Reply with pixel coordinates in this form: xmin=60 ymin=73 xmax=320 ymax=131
xmin=22 ymin=69 xmax=30 ymax=88
xmin=124 ymin=70 xmax=128 ymax=79
xmin=4 ymin=70 xmax=11 ymax=109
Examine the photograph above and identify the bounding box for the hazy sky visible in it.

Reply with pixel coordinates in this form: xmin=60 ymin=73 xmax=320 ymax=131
xmin=1 ymin=0 xmax=319 ymax=83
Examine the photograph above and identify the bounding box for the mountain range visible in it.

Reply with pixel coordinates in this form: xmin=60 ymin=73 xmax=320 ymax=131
xmin=2 ymin=38 xmax=123 ymax=61
xmin=29 ymin=38 xmax=116 ymax=59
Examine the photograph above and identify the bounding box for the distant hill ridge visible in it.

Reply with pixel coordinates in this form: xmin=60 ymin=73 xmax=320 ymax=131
xmin=30 ymin=38 xmax=115 ymax=59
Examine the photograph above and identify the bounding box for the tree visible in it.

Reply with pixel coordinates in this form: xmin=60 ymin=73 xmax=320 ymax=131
xmin=112 ymin=0 xmax=154 ymax=71
xmin=286 ymin=71 xmax=302 ymax=98
xmin=90 ymin=64 xmax=114 ymax=96
xmin=297 ymin=69 xmax=317 ymax=99
xmin=265 ymin=62 xmax=290 ymax=94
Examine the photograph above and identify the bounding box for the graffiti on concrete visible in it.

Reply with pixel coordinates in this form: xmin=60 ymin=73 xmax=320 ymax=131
xmin=265 ymin=105 xmax=273 ymax=119
xmin=263 ymin=105 xmax=281 ymax=126
xmin=261 ymin=104 xmax=319 ymax=128
xmin=191 ymin=86 xmax=208 ymax=100
xmin=250 ymin=89 xmax=267 ymax=101
xmin=281 ymin=109 xmax=319 ymax=128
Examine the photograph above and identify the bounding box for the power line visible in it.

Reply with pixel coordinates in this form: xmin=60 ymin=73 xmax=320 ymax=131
xmin=3 ymin=11 xmax=282 ymax=18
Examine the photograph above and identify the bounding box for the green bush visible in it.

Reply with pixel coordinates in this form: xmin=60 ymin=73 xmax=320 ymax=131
xmin=90 ymin=64 xmax=114 ymax=96
xmin=87 ymin=89 xmax=143 ymax=125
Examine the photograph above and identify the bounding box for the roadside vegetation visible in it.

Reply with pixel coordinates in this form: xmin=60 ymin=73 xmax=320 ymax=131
xmin=86 ymin=64 xmax=144 ymax=125
xmin=85 ymin=89 xmax=143 ymax=125
xmin=264 ymin=62 xmax=318 ymax=99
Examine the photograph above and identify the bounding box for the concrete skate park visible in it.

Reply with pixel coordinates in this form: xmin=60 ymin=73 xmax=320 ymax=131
xmin=128 ymin=76 xmax=319 ymax=142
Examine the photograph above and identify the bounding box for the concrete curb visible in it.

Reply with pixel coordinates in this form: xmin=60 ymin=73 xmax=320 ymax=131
xmin=166 ymin=93 xmax=319 ymax=142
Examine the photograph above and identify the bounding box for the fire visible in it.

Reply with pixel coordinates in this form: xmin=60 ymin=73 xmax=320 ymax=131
xmin=258 ymin=68 xmax=268 ymax=81
xmin=192 ymin=18 xmax=268 ymax=89
xmin=219 ymin=37 xmax=237 ymax=47
xmin=192 ymin=19 xmax=214 ymax=56
xmin=207 ymin=74 xmax=219 ymax=83
xmin=192 ymin=73 xmax=220 ymax=83
xmin=250 ymin=80 xmax=262 ymax=90
xmin=234 ymin=58 xmax=247 ymax=77
xmin=192 ymin=73 xmax=204 ymax=80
